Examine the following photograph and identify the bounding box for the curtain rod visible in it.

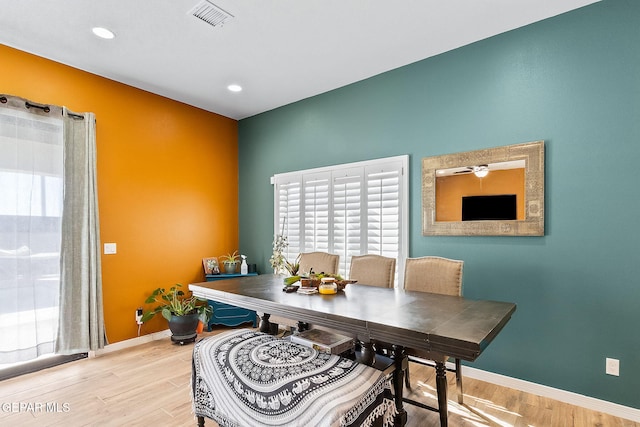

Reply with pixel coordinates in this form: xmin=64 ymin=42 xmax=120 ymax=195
xmin=25 ymin=100 xmax=51 ymax=113
xmin=0 ymin=96 xmax=85 ymax=120
xmin=67 ymin=111 xmax=85 ymax=120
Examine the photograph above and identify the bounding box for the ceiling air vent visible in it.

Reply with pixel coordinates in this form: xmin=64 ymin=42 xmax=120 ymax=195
xmin=189 ymin=0 xmax=233 ymax=28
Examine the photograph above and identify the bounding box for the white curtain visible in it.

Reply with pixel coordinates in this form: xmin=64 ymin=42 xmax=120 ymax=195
xmin=0 ymin=96 xmax=64 ymax=364
xmin=0 ymin=94 xmax=104 ymax=366
xmin=55 ymin=108 xmax=105 ymax=354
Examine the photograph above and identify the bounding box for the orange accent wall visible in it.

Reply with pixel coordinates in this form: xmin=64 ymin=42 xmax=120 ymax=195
xmin=435 ymin=169 xmax=525 ymax=221
xmin=2 ymin=44 xmax=239 ymax=343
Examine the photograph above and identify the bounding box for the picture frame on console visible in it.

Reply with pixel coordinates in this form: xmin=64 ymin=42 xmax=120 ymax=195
xmin=202 ymin=257 xmax=219 ymax=275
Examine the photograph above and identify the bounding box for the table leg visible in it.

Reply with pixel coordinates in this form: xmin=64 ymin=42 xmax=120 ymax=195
xmin=259 ymin=313 xmax=272 ymax=334
xmin=435 ymin=361 xmax=448 ymax=427
xmin=390 ymin=345 xmax=408 ymax=427
xmin=455 ymin=358 xmax=463 ymax=405
xmin=297 ymin=321 xmax=309 ymax=332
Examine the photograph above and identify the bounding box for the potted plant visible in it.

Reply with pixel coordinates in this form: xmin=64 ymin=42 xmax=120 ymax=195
xmin=141 ymin=284 xmax=212 ymax=344
xmin=220 ymin=250 xmax=240 ymax=274
xmin=284 ymin=253 xmax=301 ymax=276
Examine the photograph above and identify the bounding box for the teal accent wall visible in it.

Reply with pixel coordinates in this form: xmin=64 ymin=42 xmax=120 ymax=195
xmin=238 ymin=0 xmax=640 ymax=408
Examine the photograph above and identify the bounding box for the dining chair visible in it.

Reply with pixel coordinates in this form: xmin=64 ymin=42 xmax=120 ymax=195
xmin=271 ymin=251 xmax=339 ymax=334
xmin=298 ymin=251 xmax=340 ymax=275
xmin=348 ymin=254 xmax=396 ymax=288
xmin=403 ymin=256 xmax=465 ymax=404
xmin=347 ymin=254 xmax=396 ymax=366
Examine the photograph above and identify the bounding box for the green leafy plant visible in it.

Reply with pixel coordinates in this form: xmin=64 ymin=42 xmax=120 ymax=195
xmin=220 ymin=250 xmax=241 ymax=273
xmin=284 ymin=253 xmax=301 ymax=276
xmin=220 ymin=250 xmax=240 ymax=263
xmin=141 ymin=284 xmax=211 ymax=323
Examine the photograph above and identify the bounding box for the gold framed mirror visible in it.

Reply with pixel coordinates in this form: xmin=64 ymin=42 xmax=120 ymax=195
xmin=422 ymin=140 xmax=544 ymax=236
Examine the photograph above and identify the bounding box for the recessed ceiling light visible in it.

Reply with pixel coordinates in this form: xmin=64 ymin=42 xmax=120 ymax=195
xmin=92 ymin=27 xmax=115 ymax=40
xmin=227 ymin=84 xmax=243 ymax=92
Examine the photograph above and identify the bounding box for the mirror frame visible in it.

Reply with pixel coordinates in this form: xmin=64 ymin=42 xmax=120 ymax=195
xmin=422 ymin=140 xmax=545 ymax=236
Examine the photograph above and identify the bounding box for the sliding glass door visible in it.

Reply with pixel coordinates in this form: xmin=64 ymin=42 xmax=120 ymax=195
xmin=0 ymin=105 xmax=63 ymax=371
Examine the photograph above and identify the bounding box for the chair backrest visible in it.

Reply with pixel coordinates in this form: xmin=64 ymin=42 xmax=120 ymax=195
xmin=349 ymin=254 xmax=396 ymax=288
xmin=403 ymin=256 xmax=463 ymax=296
xmin=298 ymin=252 xmax=340 ymax=275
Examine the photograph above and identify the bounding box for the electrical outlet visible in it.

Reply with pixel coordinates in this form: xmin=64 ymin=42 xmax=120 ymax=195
xmin=606 ymin=357 xmax=619 ymax=376
xmin=135 ymin=307 xmax=143 ymax=325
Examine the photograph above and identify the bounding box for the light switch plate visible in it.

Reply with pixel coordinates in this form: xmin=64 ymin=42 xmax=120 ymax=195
xmin=104 ymin=243 xmax=117 ymax=255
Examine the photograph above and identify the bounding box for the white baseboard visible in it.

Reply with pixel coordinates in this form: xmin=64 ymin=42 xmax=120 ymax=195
xmin=88 ymin=329 xmax=172 ymax=358
xmin=462 ymin=365 xmax=640 ymax=422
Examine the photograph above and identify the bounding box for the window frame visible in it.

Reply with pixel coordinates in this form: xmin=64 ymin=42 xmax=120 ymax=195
xmin=272 ymin=155 xmax=409 ymax=285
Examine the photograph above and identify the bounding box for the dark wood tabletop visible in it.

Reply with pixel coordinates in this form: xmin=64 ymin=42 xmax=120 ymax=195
xmin=189 ymin=274 xmax=516 ymax=362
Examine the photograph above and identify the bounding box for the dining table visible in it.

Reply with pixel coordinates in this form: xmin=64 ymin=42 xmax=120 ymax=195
xmin=189 ymin=274 xmax=516 ymax=427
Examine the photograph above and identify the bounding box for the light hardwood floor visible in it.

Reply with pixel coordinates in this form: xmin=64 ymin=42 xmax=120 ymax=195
xmin=0 ymin=327 xmax=637 ymax=427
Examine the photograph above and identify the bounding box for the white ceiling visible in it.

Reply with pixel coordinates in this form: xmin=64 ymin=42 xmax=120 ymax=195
xmin=1 ymin=0 xmax=599 ymax=120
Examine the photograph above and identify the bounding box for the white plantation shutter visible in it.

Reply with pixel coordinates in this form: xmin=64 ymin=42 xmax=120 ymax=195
xmin=275 ymin=177 xmax=301 ymax=261
xmin=273 ymin=155 xmax=408 ymax=284
xmin=303 ymin=173 xmax=330 ymax=252
xmin=332 ymin=168 xmax=363 ymax=275
xmin=366 ymin=164 xmax=401 ymax=258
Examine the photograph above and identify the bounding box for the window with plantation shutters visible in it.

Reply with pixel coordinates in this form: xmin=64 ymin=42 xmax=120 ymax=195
xmin=272 ymin=156 xmax=408 ymax=284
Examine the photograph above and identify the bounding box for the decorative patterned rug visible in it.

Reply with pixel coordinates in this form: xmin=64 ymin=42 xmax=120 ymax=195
xmin=192 ymin=329 xmax=396 ymax=427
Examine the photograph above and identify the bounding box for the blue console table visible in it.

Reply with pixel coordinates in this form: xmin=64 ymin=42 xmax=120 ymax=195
xmin=205 ymin=273 xmax=258 ymax=330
